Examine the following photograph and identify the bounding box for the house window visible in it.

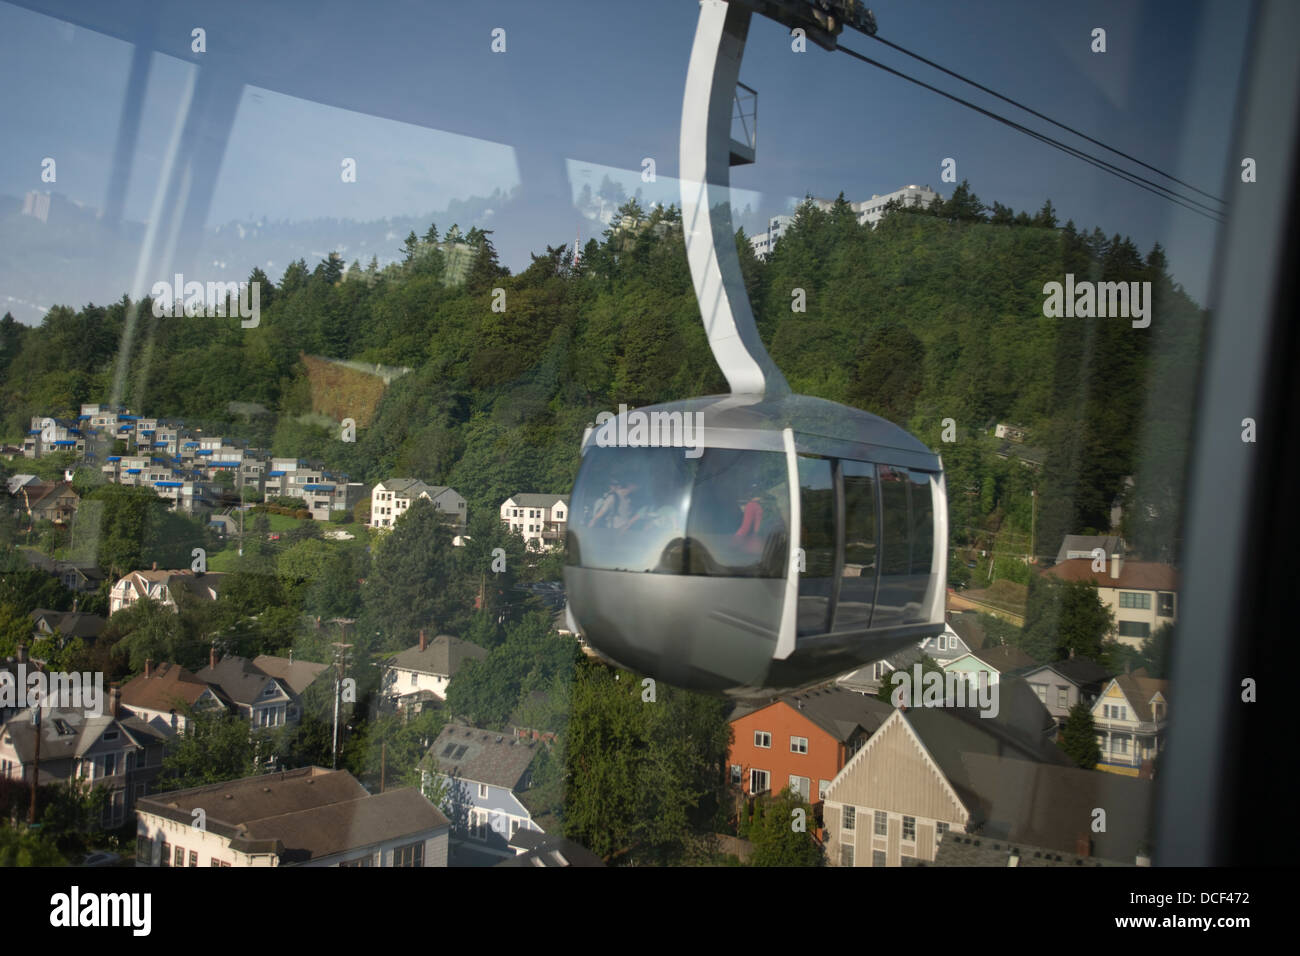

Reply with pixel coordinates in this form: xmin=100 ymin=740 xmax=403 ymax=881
xmin=936 ymin=821 xmax=949 ymax=840
xmin=818 ymin=780 xmax=830 ymax=800
xmin=1153 ymin=701 xmax=1165 ymax=719
xmin=843 ymin=806 xmax=856 ymax=831
xmin=393 ymin=842 xmax=424 ymax=868
xmin=874 ymin=810 xmax=888 ymax=836
xmin=754 ymin=731 xmax=771 ymax=749
xmin=471 ymin=811 xmax=488 ymax=840
xmin=790 ymin=736 xmax=808 ymax=754
xmin=478 ymin=783 xmax=489 ymax=799
xmin=1057 ymin=687 xmax=1069 ymax=709
xmin=1030 ymin=683 xmax=1047 ymax=703
xmin=102 ymin=753 xmax=116 ymax=777
xmin=789 ymin=775 xmax=810 ymax=799
xmin=136 ymin=835 xmax=152 ymax=863
xmin=210 ymin=858 xmax=223 ymax=867
xmin=840 ymin=844 xmax=854 ymax=867
xmin=903 ymin=816 xmax=916 ymax=841
xmin=1119 ymin=592 xmax=1152 ymax=610
xmin=872 ymin=850 xmax=887 ymax=867
xmin=730 ymin=764 xmax=742 ymax=785
xmin=1118 ymin=621 xmax=1151 ymax=639
xmin=174 ymin=846 xmax=185 ymax=868
xmin=750 ymin=769 xmax=770 ymax=794
xmin=511 ymin=818 xmax=521 ymax=836
xmin=1157 ymin=593 xmax=1175 ymax=617
xmin=410 ymin=672 xmax=417 ymax=686
xmin=161 ymin=842 xmax=170 ymax=867
xmin=189 ymin=850 xmax=198 ymax=867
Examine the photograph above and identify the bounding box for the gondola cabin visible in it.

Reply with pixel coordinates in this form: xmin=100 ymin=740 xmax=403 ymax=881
xmin=564 ymin=393 xmax=948 ymax=697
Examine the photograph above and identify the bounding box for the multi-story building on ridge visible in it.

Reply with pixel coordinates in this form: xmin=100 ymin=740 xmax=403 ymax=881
xmin=500 ymin=493 xmax=568 ymax=551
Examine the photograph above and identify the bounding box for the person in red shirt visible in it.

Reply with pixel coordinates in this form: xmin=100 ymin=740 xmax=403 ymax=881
xmin=734 ymin=483 xmax=765 ymax=553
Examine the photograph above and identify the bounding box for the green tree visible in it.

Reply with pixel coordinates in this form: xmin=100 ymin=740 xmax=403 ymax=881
xmin=1060 ymin=701 xmax=1102 ymax=769
xmin=364 ymin=498 xmax=461 ymax=646
xmin=157 ymin=707 xmax=259 ymax=790
xmin=744 ymin=787 xmax=824 ymax=866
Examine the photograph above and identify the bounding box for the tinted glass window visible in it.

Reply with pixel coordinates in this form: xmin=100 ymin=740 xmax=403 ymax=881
xmin=566 ymin=444 xmax=787 ymax=576
xmin=834 ymin=459 xmax=877 ymax=632
xmin=566 ymin=445 xmax=693 ymax=573
xmin=874 ymin=464 xmax=932 ymax=627
xmin=685 ymin=447 xmax=788 ymax=578
xmin=797 ymin=456 xmax=835 ymax=634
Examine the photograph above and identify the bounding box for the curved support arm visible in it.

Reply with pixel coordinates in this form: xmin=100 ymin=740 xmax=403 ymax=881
xmin=680 ymin=0 xmax=790 ymax=399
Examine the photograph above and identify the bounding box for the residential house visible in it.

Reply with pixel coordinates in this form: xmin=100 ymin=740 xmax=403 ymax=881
xmin=822 ymin=698 xmax=1148 ymax=866
xmin=943 ymin=645 xmax=1038 ymax=692
xmin=29 ymin=608 xmax=106 ymax=648
xmin=119 ymin=660 xmax=227 ymax=735
xmin=369 ymin=478 xmax=466 ymax=531
xmin=1091 ymin=672 xmax=1170 ymax=775
xmin=836 ymin=644 xmax=924 ymax=696
xmin=135 ymin=767 xmax=450 ymax=867
xmin=918 ymin=620 xmax=978 ymax=667
xmin=728 ymin=686 xmax=894 ymax=803
xmin=0 ymin=685 xmax=169 ymax=827
xmin=499 ymin=493 xmax=569 ymax=551
xmin=916 ymin=832 xmax=1132 ymax=867
xmin=383 ymin=631 xmax=486 ymax=706
xmin=250 ymin=654 xmax=330 ymax=722
xmin=55 ymin=560 xmax=105 ymax=593
xmin=21 ymin=481 xmax=79 ymax=524
xmin=196 ymin=651 xmax=296 ymax=730
xmin=1042 ymin=554 xmax=1178 ymax=649
xmin=1018 ymin=658 xmax=1115 ymax=730
xmin=109 ymin=567 xmax=226 ymax=615
xmin=421 ymin=723 xmax=545 ymax=862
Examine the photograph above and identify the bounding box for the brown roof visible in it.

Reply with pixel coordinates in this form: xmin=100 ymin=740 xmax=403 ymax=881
xmin=251 ymin=655 xmax=329 ymax=696
xmin=138 ymin=767 xmax=365 ymax=823
xmin=389 ymin=634 xmax=486 ymax=678
xmin=120 ymin=662 xmax=211 ymax=712
xmin=967 ymin=645 xmax=1038 ymax=674
xmin=1112 ymin=674 xmax=1171 ymax=722
xmin=1043 ymin=559 xmax=1179 ymax=591
xmin=242 ymin=788 xmax=448 ymax=864
xmin=422 ymin=723 xmax=540 ymax=789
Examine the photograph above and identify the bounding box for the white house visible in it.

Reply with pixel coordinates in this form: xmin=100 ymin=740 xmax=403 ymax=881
xmin=500 ymin=493 xmax=569 ymax=551
xmin=370 ymin=479 xmax=466 ymax=530
xmin=109 ymin=568 xmax=225 ymax=615
xmin=383 ymin=631 xmax=487 ymax=704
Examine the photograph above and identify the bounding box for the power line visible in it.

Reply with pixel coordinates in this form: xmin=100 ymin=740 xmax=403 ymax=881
xmin=834 ymin=42 xmax=1225 ymax=224
xmin=866 ymin=33 xmax=1224 ymax=206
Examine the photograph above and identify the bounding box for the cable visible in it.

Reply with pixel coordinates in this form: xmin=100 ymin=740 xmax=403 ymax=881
xmin=835 ymin=43 xmax=1224 ymax=224
xmin=866 ymin=33 xmax=1224 ymax=206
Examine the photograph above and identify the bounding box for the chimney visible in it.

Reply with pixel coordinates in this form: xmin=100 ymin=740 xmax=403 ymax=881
xmin=15 ymin=643 xmax=26 ymax=664
xmin=210 ymin=646 xmax=218 ymax=669
xmin=109 ymin=682 xmax=121 ymax=718
xmin=1110 ymin=552 xmax=1121 ymax=580
xmin=419 ymin=629 xmax=427 ymax=652
xmin=145 ymin=658 xmax=152 ymax=679
xmin=1076 ymin=835 xmax=1092 ymax=858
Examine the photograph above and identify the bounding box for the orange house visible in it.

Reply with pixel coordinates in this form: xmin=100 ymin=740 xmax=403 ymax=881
xmin=728 ymin=687 xmax=894 ymax=804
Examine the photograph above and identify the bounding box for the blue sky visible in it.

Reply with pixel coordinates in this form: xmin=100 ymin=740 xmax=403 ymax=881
xmin=0 ymin=0 xmax=1253 ymax=318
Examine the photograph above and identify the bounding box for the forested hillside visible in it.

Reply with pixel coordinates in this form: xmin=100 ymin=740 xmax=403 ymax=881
xmin=0 ymin=182 xmax=1203 ymax=564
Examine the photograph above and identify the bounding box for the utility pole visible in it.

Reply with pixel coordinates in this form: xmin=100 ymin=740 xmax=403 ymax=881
xmin=28 ymin=691 xmax=41 ymax=825
xmin=330 ymin=641 xmax=352 ymax=770
xmin=380 ymin=739 xmax=386 ymax=794
xmin=1030 ymin=489 xmax=1037 ymax=562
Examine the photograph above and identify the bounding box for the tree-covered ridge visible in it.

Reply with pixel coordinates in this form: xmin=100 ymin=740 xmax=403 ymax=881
xmin=0 ymin=182 xmax=1201 ymax=559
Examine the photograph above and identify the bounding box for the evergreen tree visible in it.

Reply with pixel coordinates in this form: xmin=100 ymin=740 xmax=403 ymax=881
xmin=1060 ymin=701 xmax=1102 ymax=769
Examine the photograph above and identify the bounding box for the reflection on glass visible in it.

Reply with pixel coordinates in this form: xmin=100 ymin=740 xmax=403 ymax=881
xmin=797 ymin=456 xmax=835 ymax=635
xmin=875 ymin=465 xmax=933 ymax=627
xmin=834 ymin=459 xmax=877 ymax=632
xmin=567 ymin=445 xmax=788 ymax=577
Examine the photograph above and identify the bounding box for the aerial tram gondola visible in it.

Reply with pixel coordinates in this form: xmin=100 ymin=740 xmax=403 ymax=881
xmin=564 ymin=0 xmax=946 ymax=697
